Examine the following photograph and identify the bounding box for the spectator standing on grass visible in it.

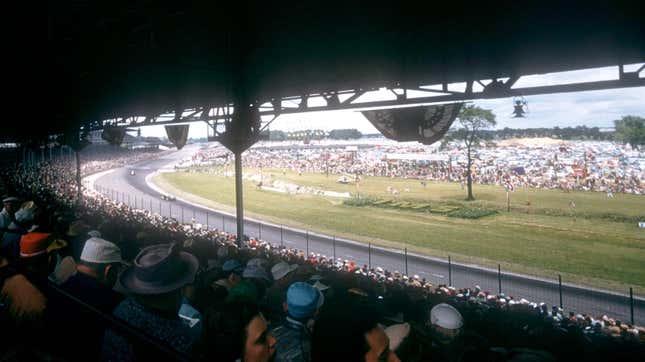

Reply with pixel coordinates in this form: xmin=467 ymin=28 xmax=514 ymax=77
xmin=102 ymin=243 xmax=199 ymax=361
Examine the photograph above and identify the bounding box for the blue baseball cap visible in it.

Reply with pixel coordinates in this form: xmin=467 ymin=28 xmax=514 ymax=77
xmin=287 ymin=282 xmax=324 ymax=319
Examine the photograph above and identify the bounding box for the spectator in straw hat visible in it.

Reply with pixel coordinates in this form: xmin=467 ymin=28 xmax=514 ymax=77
xmin=65 ymin=219 xmax=90 ymax=260
xmin=102 ymin=243 xmax=199 ymax=361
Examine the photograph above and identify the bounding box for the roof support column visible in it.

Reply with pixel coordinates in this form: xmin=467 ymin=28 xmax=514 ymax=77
xmin=234 ymin=149 xmax=244 ymax=247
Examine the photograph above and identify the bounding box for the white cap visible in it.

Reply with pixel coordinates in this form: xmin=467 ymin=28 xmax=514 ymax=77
xmin=80 ymin=237 xmax=122 ymax=264
xmin=430 ymin=303 xmax=463 ymax=330
xmin=271 ymin=261 xmax=297 ymax=281
xmin=385 ymin=322 xmax=410 ymax=351
xmin=87 ymin=230 xmax=102 ymax=238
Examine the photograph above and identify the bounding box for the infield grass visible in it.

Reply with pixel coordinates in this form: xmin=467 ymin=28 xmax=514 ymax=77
xmin=156 ymin=167 xmax=645 ymax=294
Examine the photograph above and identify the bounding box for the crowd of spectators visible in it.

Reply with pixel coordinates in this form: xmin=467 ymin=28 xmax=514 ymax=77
xmin=181 ymin=139 xmax=644 ymax=195
xmin=1 ymin=146 xmax=644 ymax=361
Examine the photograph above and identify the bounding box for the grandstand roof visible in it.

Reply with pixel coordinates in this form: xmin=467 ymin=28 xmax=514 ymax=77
xmin=38 ymin=1 xmax=645 ymax=140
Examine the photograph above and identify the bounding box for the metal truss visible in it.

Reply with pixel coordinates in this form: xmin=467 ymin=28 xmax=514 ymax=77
xmin=88 ymin=64 xmax=644 ymax=134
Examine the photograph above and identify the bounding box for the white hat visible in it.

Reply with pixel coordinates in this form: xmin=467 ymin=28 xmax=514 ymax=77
xmin=384 ymin=322 xmax=410 ymax=351
xmin=87 ymin=230 xmax=102 ymax=238
xmin=430 ymin=303 xmax=463 ymax=330
xmin=80 ymin=237 xmax=122 ymax=264
xmin=271 ymin=261 xmax=298 ymax=281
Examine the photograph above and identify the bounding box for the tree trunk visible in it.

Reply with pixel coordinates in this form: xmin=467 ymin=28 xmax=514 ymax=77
xmin=466 ymin=144 xmax=474 ymax=200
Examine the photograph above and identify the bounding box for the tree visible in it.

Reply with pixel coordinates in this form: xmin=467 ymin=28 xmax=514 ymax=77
xmin=614 ymin=116 xmax=645 ymax=150
xmin=329 ymin=129 xmax=362 ymax=139
xmin=451 ymin=105 xmax=496 ymax=201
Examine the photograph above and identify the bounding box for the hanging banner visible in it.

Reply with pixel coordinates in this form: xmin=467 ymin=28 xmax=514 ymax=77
xmin=101 ymin=127 xmax=127 ymax=146
xmin=165 ymin=124 xmax=190 ymax=149
xmin=362 ymin=103 xmax=462 ymax=145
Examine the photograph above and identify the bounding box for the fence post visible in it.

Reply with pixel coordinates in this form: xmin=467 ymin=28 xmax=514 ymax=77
xmin=404 ymin=248 xmax=408 ymax=276
xmin=149 ymin=198 xmax=152 ymax=210
xmin=306 ymin=231 xmax=309 ymax=256
xmin=630 ymin=287 xmax=634 ymax=325
xmin=448 ymin=255 xmax=452 ymax=286
xmin=127 ymin=194 xmax=130 ymax=205
xmin=333 ymin=236 xmax=336 ymax=260
xmin=169 ymin=204 xmax=172 ymax=218
xmin=181 ymin=207 xmax=184 ymax=223
xmin=259 ymin=223 xmax=262 ymax=240
xmin=558 ymin=274 xmax=563 ymax=308
xmin=222 ymin=215 xmax=225 ymax=231
xmin=206 ymin=213 xmax=209 ymax=228
xmin=368 ymin=243 xmax=371 ymax=269
xmin=280 ymin=226 xmax=284 ymax=247
xmin=498 ymin=264 xmax=502 ymax=294
xmin=159 ymin=200 xmax=162 ymax=214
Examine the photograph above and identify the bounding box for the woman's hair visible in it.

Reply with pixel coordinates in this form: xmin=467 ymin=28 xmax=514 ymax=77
xmin=311 ymin=302 xmax=380 ymax=362
xmin=197 ymin=301 xmax=261 ymax=362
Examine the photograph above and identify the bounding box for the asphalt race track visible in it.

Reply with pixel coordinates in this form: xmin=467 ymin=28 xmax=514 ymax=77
xmin=93 ymin=148 xmax=644 ymax=325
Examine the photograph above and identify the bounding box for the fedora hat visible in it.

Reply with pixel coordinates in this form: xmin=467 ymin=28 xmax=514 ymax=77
xmin=120 ymin=243 xmax=198 ymax=295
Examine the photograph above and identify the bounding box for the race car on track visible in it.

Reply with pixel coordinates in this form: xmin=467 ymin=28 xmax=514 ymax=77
xmin=160 ymin=194 xmax=176 ymax=201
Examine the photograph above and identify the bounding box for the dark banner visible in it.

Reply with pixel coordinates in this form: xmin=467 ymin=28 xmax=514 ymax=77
xmin=101 ymin=127 xmax=127 ymax=146
xmin=165 ymin=124 xmax=190 ymax=150
xmin=362 ymin=103 xmax=462 ymax=145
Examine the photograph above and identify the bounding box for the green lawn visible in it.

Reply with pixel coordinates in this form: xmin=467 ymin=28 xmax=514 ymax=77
xmin=156 ymin=168 xmax=645 ymax=294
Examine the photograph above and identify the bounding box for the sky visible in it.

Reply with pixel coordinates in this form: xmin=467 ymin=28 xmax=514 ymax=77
xmin=140 ymin=64 xmax=644 ymax=138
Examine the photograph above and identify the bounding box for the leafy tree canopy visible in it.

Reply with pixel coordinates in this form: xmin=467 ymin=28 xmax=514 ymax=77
xmin=614 ymin=115 xmax=644 ymax=149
